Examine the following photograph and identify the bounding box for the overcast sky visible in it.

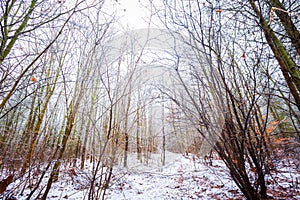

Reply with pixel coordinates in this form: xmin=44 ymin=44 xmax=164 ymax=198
xmin=112 ymin=0 xmax=152 ymax=30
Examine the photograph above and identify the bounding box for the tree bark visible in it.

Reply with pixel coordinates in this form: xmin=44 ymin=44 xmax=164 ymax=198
xmin=269 ymin=0 xmax=300 ymax=56
xmin=249 ymin=0 xmax=300 ymax=111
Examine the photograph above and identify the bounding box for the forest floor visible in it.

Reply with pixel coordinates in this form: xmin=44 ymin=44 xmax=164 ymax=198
xmin=2 ymin=151 xmax=300 ymax=200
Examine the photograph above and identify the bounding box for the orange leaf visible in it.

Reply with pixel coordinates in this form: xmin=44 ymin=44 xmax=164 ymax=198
xmin=266 ymin=127 xmax=275 ymax=134
xmin=216 ymin=9 xmax=222 ymax=13
xmin=250 ymin=167 xmax=257 ymax=173
xmin=273 ymin=138 xmax=290 ymax=143
xmin=269 ymin=120 xmax=279 ymax=125
xmin=31 ymin=77 xmax=37 ymax=82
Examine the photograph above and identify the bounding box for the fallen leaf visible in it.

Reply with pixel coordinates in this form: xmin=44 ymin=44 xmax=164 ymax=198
xmin=0 ymin=174 xmax=14 ymax=195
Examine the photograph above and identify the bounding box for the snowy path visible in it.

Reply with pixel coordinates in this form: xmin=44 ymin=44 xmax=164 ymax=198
xmin=107 ymin=155 xmax=243 ymax=199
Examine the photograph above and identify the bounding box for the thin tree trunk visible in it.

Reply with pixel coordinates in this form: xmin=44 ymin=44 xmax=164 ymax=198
xmin=21 ymin=59 xmax=60 ymax=175
xmin=162 ymin=95 xmax=166 ymax=166
xmin=136 ymin=94 xmax=142 ymax=161
xmin=270 ymin=0 xmax=300 ymax=56
xmin=249 ymin=0 xmax=300 ymax=111
xmin=41 ymin=97 xmax=80 ymax=200
xmin=123 ymin=91 xmax=131 ymax=168
xmin=162 ymin=126 xmax=166 ymax=166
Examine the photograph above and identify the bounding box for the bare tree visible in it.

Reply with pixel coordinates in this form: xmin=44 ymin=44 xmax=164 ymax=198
xmin=149 ymin=0 xmax=300 ymax=199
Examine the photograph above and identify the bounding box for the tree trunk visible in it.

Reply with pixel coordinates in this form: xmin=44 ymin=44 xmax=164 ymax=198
xmin=269 ymin=0 xmax=300 ymax=56
xmin=136 ymin=95 xmax=142 ymax=161
xmin=249 ymin=0 xmax=300 ymax=111
xmin=123 ymin=132 xmax=129 ymax=167
xmin=41 ymin=93 xmax=82 ymax=199
xmin=123 ymin=91 xmax=131 ymax=168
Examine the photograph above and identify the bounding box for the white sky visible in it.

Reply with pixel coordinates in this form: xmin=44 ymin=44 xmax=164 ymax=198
xmin=112 ymin=0 xmax=156 ymax=30
xmin=118 ymin=0 xmax=148 ymax=28
xmin=62 ymin=0 xmax=153 ymax=29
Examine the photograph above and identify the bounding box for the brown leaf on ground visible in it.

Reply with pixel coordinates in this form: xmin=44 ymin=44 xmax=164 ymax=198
xmin=68 ymin=168 xmax=77 ymax=177
xmin=0 ymin=174 xmax=14 ymax=194
xmin=228 ymin=189 xmax=239 ymax=194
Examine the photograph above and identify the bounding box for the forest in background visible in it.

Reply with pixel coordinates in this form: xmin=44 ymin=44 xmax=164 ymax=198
xmin=0 ymin=0 xmax=299 ymax=199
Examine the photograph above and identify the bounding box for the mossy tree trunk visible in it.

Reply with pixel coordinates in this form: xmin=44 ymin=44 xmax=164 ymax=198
xmin=249 ymin=0 xmax=300 ymax=112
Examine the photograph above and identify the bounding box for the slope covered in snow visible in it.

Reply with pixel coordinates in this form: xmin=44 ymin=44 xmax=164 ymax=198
xmin=2 ymin=152 xmax=300 ymax=199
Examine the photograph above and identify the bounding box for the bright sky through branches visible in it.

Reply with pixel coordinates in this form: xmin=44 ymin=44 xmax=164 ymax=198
xmin=114 ymin=0 xmax=152 ymax=30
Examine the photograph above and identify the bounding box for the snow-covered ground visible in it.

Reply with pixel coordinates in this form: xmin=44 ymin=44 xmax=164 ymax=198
xmin=107 ymin=153 xmax=243 ymax=200
xmin=2 ymin=152 xmax=300 ymax=199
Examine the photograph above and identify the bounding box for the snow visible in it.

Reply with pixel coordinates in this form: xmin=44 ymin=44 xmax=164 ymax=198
xmin=107 ymin=153 xmax=242 ymax=200
xmin=2 ymin=151 xmax=300 ymax=199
